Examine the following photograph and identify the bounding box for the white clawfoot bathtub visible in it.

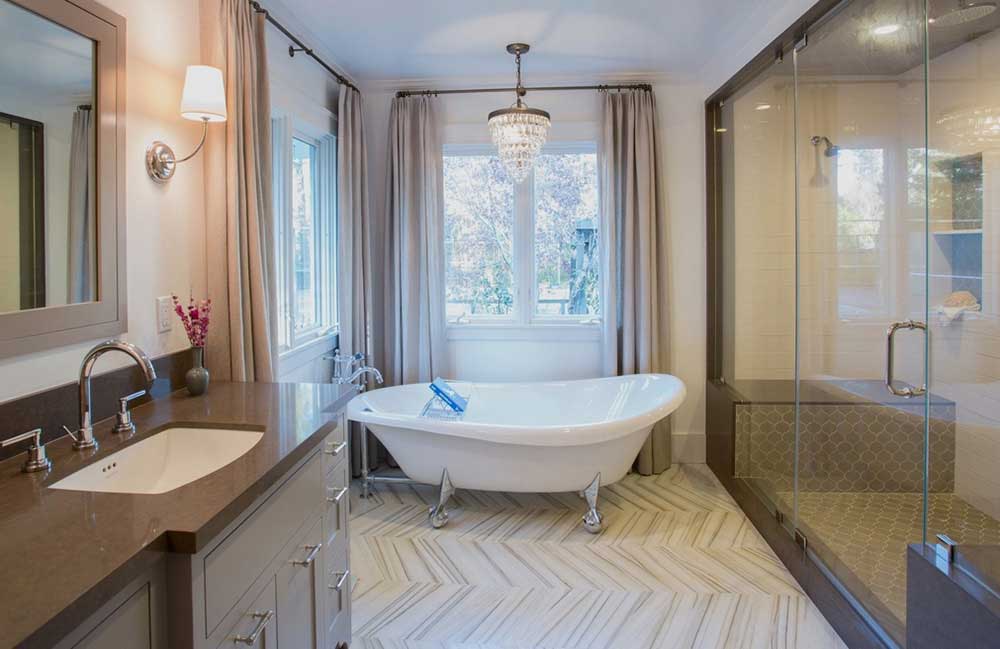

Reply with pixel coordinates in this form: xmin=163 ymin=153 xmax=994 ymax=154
xmin=347 ymin=374 xmax=686 ymax=497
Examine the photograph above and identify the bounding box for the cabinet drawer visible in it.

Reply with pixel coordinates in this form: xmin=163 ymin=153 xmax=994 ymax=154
xmin=325 ymin=541 xmax=351 ymax=647
xmin=324 ymin=459 xmax=350 ymax=548
xmin=321 ymin=412 xmax=348 ymax=477
xmin=277 ymin=517 xmax=324 ymax=649
xmin=216 ymin=578 xmax=277 ymax=649
xmin=204 ymin=453 xmax=322 ymax=634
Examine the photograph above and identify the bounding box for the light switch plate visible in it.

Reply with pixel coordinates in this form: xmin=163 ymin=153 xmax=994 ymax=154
xmin=156 ymin=296 xmax=173 ymax=333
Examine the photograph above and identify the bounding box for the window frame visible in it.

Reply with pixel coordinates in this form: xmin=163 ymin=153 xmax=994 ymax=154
xmin=442 ymin=140 xmax=602 ymax=333
xmin=273 ymin=117 xmax=338 ymax=355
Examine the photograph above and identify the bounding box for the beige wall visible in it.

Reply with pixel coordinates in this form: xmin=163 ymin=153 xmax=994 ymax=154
xmin=0 ymin=0 xmax=207 ymax=402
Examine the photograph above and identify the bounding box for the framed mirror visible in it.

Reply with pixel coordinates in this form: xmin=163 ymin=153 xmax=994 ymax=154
xmin=0 ymin=0 xmax=125 ymax=357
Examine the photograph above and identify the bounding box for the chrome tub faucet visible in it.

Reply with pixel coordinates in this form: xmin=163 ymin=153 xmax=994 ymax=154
xmin=346 ymin=365 xmax=384 ymax=390
xmin=64 ymin=340 xmax=157 ymax=451
xmin=329 ymin=351 xmax=383 ymax=391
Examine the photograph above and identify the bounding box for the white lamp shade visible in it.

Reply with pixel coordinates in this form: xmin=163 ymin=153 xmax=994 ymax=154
xmin=180 ymin=65 xmax=227 ymax=122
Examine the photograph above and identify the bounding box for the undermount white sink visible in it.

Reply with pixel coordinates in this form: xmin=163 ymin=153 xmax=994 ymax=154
xmin=50 ymin=427 xmax=264 ymax=495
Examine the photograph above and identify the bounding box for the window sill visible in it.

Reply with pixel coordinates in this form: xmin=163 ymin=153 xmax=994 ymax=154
xmin=278 ymin=330 xmax=339 ymax=372
xmin=446 ymin=323 xmax=601 ymax=342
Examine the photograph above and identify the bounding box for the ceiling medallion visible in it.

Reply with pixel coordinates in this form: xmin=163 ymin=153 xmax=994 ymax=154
xmin=487 ymin=43 xmax=551 ymax=183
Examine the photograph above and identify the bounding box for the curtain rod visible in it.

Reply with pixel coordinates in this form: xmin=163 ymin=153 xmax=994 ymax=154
xmin=249 ymin=1 xmax=358 ymax=92
xmin=395 ymin=83 xmax=652 ymax=98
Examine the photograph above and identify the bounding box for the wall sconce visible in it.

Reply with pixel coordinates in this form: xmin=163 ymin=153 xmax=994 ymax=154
xmin=145 ymin=65 xmax=227 ymax=183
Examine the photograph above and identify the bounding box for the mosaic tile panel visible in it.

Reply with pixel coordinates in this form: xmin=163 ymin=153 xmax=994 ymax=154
xmin=734 ymin=402 xmax=956 ymax=493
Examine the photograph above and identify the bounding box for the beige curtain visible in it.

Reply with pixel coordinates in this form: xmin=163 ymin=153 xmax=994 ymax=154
xmin=338 ymin=87 xmax=374 ymax=372
xmin=380 ymin=95 xmax=446 ymax=385
xmin=67 ymin=106 xmax=94 ymax=303
xmin=337 ymin=87 xmax=382 ymax=476
xmin=600 ymin=89 xmax=672 ymax=475
xmin=200 ymin=0 xmax=277 ymax=382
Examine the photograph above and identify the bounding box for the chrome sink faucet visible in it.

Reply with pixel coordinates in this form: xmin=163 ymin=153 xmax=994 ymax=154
xmin=64 ymin=340 xmax=157 ymax=451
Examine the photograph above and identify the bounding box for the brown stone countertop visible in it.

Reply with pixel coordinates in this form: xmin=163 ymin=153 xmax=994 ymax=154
xmin=0 ymin=381 xmax=357 ymax=649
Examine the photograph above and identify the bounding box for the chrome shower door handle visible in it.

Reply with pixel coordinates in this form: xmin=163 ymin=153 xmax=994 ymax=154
xmin=886 ymin=320 xmax=927 ymax=398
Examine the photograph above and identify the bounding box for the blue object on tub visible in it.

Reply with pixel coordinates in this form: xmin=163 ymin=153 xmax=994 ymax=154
xmin=429 ymin=378 xmax=467 ymax=413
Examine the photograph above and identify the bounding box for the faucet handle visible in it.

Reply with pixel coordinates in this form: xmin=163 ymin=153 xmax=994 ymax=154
xmin=1 ymin=428 xmax=52 ymax=473
xmin=62 ymin=425 xmax=98 ymax=451
xmin=114 ymin=390 xmax=146 ymax=435
xmin=329 ymin=351 xmax=365 ymax=378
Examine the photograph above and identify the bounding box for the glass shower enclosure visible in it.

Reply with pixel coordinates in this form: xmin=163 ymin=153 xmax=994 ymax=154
xmin=708 ymin=0 xmax=1000 ymax=645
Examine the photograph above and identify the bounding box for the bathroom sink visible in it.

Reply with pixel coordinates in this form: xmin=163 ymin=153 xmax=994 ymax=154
xmin=50 ymin=427 xmax=264 ymax=495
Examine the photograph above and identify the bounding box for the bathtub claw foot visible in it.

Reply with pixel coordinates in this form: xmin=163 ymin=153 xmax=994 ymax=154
xmin=582 ymin=508 xmax=604 ymax=534
xmin=429 ymin=468 xmax=454 ymax=529
xmin=581 ymin=473 xmax=604 ymax=534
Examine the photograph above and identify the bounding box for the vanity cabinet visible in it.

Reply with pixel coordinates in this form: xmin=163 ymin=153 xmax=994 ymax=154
xmin=52 ymin=563 xmax=168 ymax=649
xmin=168 ymin=410 xmax=351 ymax=649
xmin=322 ymin=410 xmax=352 ymax=646
xmin=57 ymin=409 xmax=353 ymax=649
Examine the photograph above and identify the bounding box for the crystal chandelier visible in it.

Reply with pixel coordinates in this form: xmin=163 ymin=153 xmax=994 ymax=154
xmin=487 ymin=43 xmax=551 ymax=183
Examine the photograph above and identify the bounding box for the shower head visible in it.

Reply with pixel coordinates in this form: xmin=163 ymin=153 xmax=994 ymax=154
xmin=931 ymin=1 xmax=997 ymax=27
xmin=811 ymin=135 xmax=840 ymax=157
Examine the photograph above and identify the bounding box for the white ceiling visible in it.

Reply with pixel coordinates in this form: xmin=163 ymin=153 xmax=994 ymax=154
xmin=280 ymin=0 xmax=793 ymax=83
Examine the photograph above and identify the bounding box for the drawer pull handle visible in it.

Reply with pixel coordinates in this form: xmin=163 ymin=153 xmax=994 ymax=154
xmin=233 ymin=609 xmax=273 ymax=645
xmin=327 ymin=487 xmax=349 ymax=503
xmin=325 ymin=441 xmax=348 ymax=456
xmin=291 ymin=543 xmax=323 ymax=567
xmin=329 ymin=569 xmax=351 ymax=592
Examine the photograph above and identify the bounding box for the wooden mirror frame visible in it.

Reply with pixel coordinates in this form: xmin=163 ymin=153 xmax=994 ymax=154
xmin=0 ymin=0 xmax=126 ymax=358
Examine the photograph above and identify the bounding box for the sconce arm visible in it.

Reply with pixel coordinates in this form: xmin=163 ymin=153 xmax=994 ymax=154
xmin=175 ymin=119 xmax=209 ymax=164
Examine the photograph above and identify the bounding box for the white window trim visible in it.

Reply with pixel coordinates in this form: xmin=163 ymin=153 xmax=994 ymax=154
xmin=444 ymin=141 xmax=602 ymax=335
xmin=273 ymin=115 xmax=339 ymax=356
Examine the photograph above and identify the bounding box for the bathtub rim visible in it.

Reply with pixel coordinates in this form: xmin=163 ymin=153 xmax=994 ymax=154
xmin=346 ymin=373 xmax=686 ymax=447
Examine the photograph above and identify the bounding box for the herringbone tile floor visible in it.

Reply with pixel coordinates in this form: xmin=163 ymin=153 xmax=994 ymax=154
xmin=350 ymin=465 xmax=846 ymax=649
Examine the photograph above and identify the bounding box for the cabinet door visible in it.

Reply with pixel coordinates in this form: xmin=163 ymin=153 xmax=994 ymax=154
xmin=326 ymin=533 xmax=351 ymax=649
xmin=277 ymin=517 xmax=325 ymax=649
xmin=220 ymin=579 xmax=277 ymax=649
xmin=73 ymin=583 xmax=152 ymax=649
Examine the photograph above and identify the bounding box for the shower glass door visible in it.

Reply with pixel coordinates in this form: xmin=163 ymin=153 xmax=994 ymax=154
xmin=925 ymin=0 xmax=1000 ymax=622
xmin=720 ymin=52 xmax=798 ymax=536
xmin=793 ymin=0 xmax=929 ymax=644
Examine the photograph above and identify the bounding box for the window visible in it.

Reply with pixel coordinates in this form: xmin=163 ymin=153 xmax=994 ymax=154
xmin=443 ymin=143 xmax=600 ymax=326
xmin=273 ymin=118 xmax=337 ymax=351
xmin=292 ymin=137 xmax=319 ymax=332
xmin=443 ymin=153 xmax=515 ymax=318
xmin=533 ymin=151 xmax=600 ymax=317
xmin=835 ymin=147 xmax=888 ymax=319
